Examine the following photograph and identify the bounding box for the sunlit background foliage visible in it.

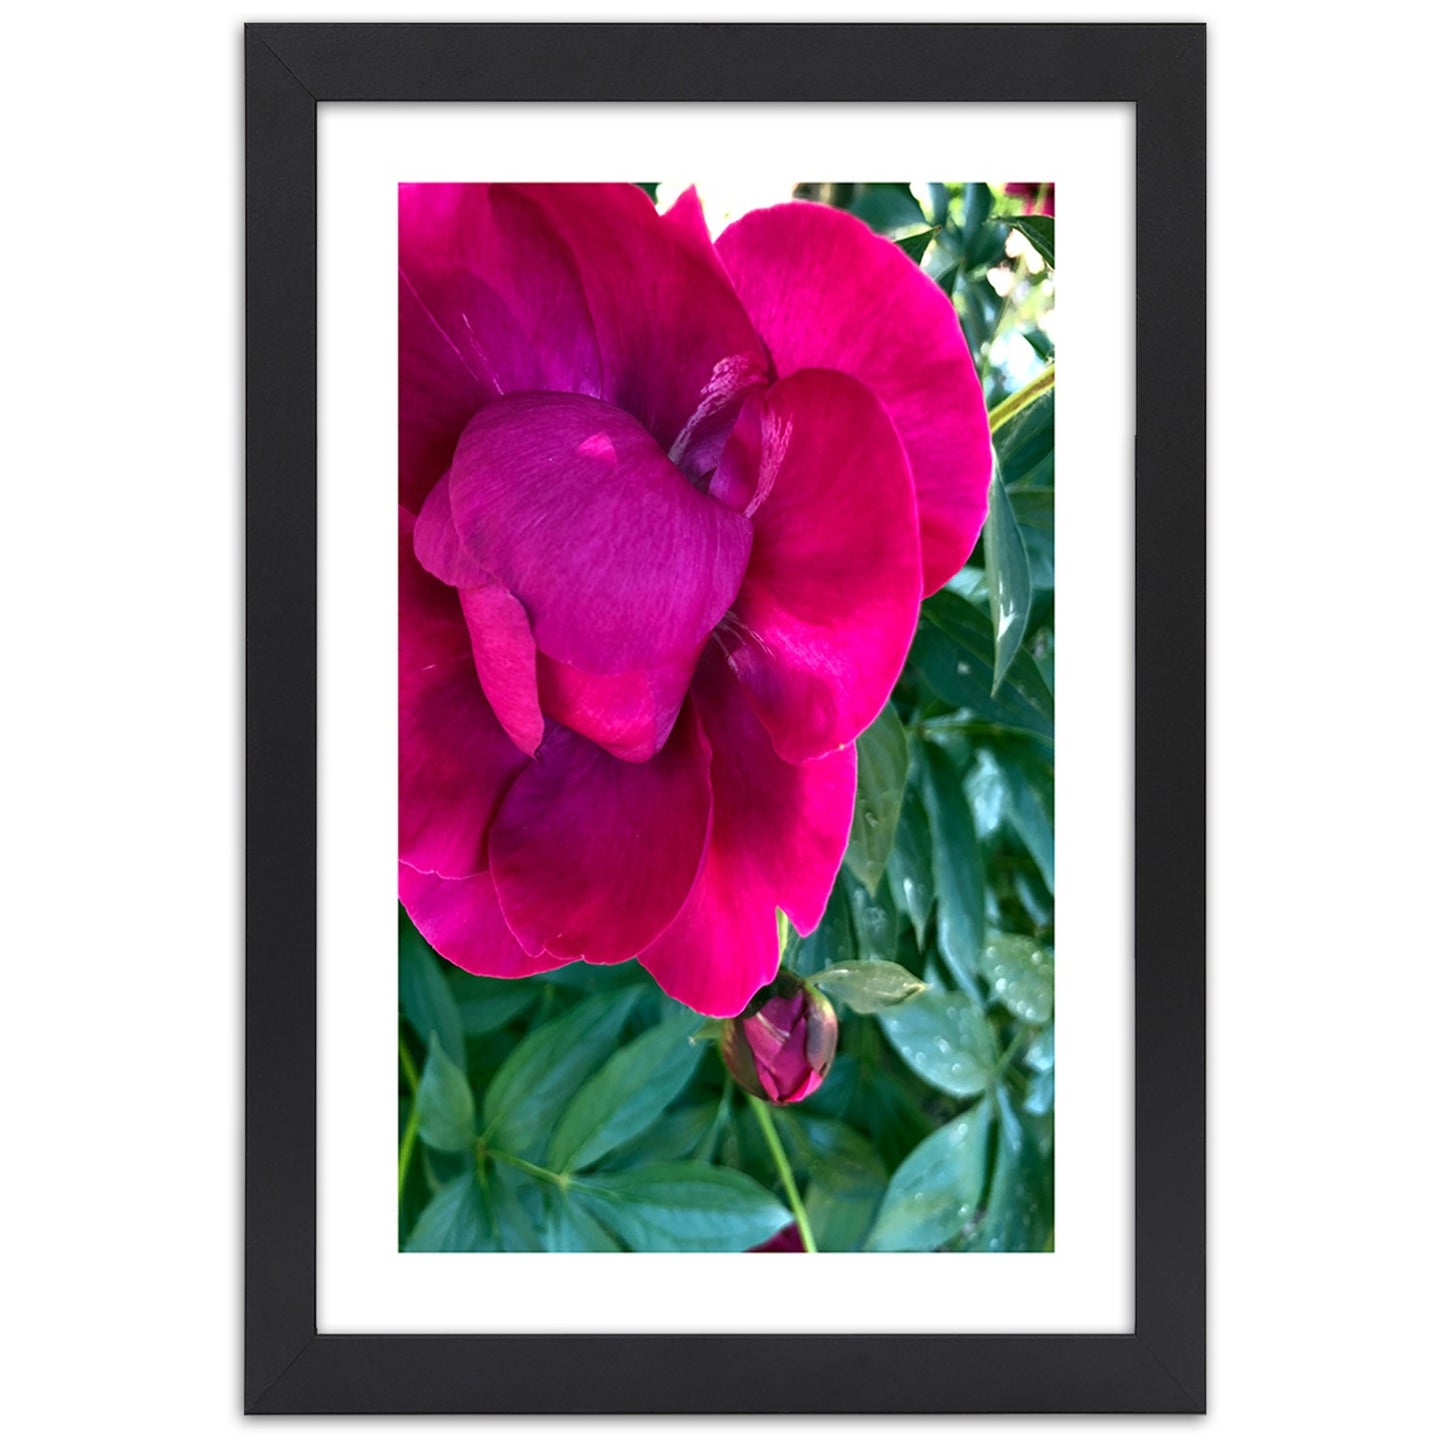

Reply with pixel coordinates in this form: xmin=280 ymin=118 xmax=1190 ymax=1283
xmin=399 ymin=181 xmax=1056 ymax=1253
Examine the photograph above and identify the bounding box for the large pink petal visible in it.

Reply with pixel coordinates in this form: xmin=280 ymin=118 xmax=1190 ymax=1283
xmin=399 ymin=515 xmax=527 ymax=878
xmin=489 ymin=707 xmax=713 ymax=963
xmin=716 ymin=201 xmax=991 ymax=593
xmin=398 ymin=183 xmax=603 ymax=401
xmin=639 ymin=652 xmax=856 ymax=1016
xmin=507 ymin=184 xmax=769 ymax=475
xmin=399 ymin=281 xmax=492 ymax=515
xmin=400 ymin=864 xmax=567 ymax=978
xmin=414 ymin=428 xmax=729 ymax=763
xmin=718 ymin=368 xmax=922 ymax=764
xmin=424 ymin=391 xmax=751 ymax=679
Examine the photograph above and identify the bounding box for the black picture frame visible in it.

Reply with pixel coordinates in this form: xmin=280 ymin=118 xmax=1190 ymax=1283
xmin=246 ymin=21 xmax=1205 ymax=1415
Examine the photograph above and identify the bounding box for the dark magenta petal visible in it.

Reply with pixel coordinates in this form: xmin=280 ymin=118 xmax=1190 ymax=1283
xmin=400 ymin=864 xmax=569 ymax=978
xmin=411 ymin=471 xmax=490 ymax=589
xmin=719 ymin=368 xmax=922 ymax=764
xmin=399 ymin=282 xmax=493 ymax=515
xmin=505 ymin=184 xmax=770 ymax=471
xmin=435 ymin=391 xmax=752 ymax=678
xmin=536 ymin=652 xmax=696 ymax=764
xmin=489 ymin=706 xmax=714 ymax=963
xmin=399 ymin=183 xmax=603 ymax=399
xmin=716 ymin=200 xmax=991 ymax=593
xmin=706 ymin=388 xmax=763 ymax=514
xmin=398 ymin=515 xmax=527 ymax=878
xmin=638 ymin=652 xmax=856 ymax=1017
xmin=749 ymin=1223 xmax=805 ymax=1252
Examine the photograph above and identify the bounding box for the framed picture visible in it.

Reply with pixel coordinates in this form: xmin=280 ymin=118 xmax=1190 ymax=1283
xmin=246 ymin=21 xmax=1204 ymax=1414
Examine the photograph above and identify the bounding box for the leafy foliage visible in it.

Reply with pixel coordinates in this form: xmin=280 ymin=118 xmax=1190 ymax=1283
xmin=399 ymin=181 xmax=1055 ymax=1253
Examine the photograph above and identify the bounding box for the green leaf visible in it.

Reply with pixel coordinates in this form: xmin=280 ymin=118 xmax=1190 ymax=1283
xmin=844 ymin=869 xmax=899 ymax=961
xmin=404 ymin=1171 xmax=497 ymax=1252
xmin=998 ymin=742 xmax=1055 ymax=893
xmin=481 ymin=989 xmax=638 ymax=1159
xmin=1009 ymin=486 xmax=1056 ymax=593
xmin=1022 ymin=328 xmax=1054 ymax=361
xmin=967 ymin=1093 xmax=1052 ymax=1251
xmin=919 ymin=742 xmax=987 ymax=985
xmin=449 ymin=974 xmax=536 ymax=1035
xmin=929 ymin=258 xmax=963 ymax=293
xmin=847 ymin=182 xmax=926 ymax=234
xmin=982 ymin=467 xmax=1034 ymax=693
xmin=1024 ymin=1067 xmax=1054 ymax=1117
xmin=546 ymin=959 xmax=647 ymax=994
xmin=543 ymin=1190 xmax=621 ymax=1252
xmin=980 ymin=935 xmax=1055 ymax=1024
xmin=877 ymin=989 xmax=995 ymax=1098
xmin=912 ymin=591 xmax=1054 ymax=740
xmin=777 ymin=1114 xmax=887 ymax=1253
xmin=896 ymin=226 xmax=939 ymax=263
xmin=844 ymin=701 xmax=909 ymax=894
xmin=964 ymin=747 xmax=1008 ymax=839
xmin=399 ymin=908 xmax=465 ymax=1068
xmin=606 ymin=1103 xmax=717 ymax=1170
xmin=1000 ymin=213 xmax=1054 ymax=267
xmin=958 ymin=276 xmax=1004 ymax=359
xmin=959 ymin=183 xmax=1008 ymax=269
xmin=865 ymin=1097 xmax=994 ymax=1251
xmin=812 ymin=961 xmax=926 ymax=1014
xmin=1026 ymin=1022 xmax=1055 ymax=1073
xmin=790 ymin=880 xmax=856 ymax=976
xmin=546 ymin=1012 xmax=704 ymax=1172
xmin=415 ymin=1033 xmax=476 ymax=1153
xmin=573 ymin=1162 xmax=790 ymax=1252
xmin=993 ymin=388 xmax=1055 ymax=486
xmin=488 ymin=1165 xmax=545 ymax=1250
xmin=885 ymin=780 xmax=935 ymax=946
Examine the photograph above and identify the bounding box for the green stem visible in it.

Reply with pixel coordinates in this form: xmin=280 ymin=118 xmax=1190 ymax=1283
xmin=487 ymin=1148 xmax=569 ymax=1189
xmin=398 ymin=1034 xmax=420 ymax=1093
xmin=397 ymin=1102 xmax=420 ymax=1202
xmin=994 ymin=1025 xmax=1035 ymax=1078
xmin=397 ymin=1035 xmax=422 ymax=1202
xmin=987 ymin=361 xmax=1055 ymax=436
xmin=913 ymin=718 xmax=1039 ymax=742
xmin=747 ymin=1095 xmax=818 ymax=1254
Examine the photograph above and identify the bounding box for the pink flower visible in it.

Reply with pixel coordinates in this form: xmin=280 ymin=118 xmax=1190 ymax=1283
xmin=398 ymin=184 xmax=990 ymax=1016
xmin=1003 ymin=182 xmax=1055 ymax=217
xmin=722 ymin=975 xmax=838 ymax=1104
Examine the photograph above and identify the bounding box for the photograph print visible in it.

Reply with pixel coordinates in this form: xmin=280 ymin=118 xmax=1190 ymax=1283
xmin=396 ymin=180 xmax=1057 ymax=1255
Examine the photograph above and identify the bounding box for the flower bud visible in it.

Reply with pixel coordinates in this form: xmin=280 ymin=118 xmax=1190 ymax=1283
xmin=722 ymin=973 xmax=838 ymax=1104
xmin=749 ymin=1223 xmax=805 ymax=1253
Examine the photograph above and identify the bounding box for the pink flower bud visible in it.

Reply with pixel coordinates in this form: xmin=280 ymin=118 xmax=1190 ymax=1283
xmin=722 ymin=973 xmax=838 ymax=1104
xmin=749 ymin=1223 xmax=805 ymax=1252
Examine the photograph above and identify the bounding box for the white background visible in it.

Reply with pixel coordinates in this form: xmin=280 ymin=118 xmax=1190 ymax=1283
xmin=317 ymin=101 xmax=1131 ymax=1335
xmin=5 ymin=0 xmax=1440 ymax=1440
